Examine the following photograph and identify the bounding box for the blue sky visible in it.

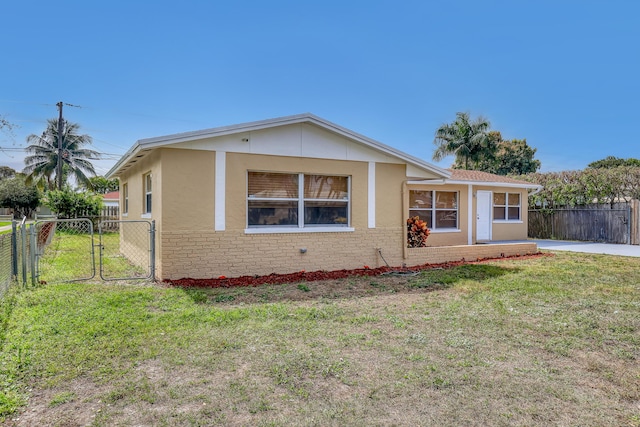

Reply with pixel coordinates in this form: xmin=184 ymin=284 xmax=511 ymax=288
xmin=1 ymin=0 xmax=638 ymax=176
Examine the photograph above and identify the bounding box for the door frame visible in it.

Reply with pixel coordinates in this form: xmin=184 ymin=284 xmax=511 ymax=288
xmin=476 ymin=190 xmax=492 ymax=242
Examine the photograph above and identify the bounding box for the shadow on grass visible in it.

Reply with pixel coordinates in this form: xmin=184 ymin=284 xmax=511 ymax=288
xmin=180 ymin=263 xmax=520 ymax=306
xmin=408 ymin=264 xmax=513 ymax=289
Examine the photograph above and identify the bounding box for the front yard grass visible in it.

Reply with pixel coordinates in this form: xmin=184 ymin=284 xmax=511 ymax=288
xmin=0 ymin=251 xmax=639 ymax=426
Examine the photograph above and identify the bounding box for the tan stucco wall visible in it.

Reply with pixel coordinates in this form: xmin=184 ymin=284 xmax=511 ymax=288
xmin=405 ymin=183 xmax=470 ymax=247
xmin=117 ymin=147 xmax=533 ymax=280
xmin=375 ymin=163 xmax=405 ymax=228
xmin=151 ymin=151 xmax=414 ymax=279
xmin=225 ymin=152 xmax=371 ymax=229
xmin=159 ymin=148 xmax=216 ymax=230
xmin=117 ymin=150 xmax=163 ymax=275
xmin=473 ymin=186 xmax=529 ymax=241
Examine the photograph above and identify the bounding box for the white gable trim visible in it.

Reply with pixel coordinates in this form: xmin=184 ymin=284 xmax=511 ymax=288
xmin=215 ymin=152 xmax=226 ymax=231
xmin=468 ymin=184 xmax=473 ymax=245
xmin=368 ymin=162 xmax=376 ymax=228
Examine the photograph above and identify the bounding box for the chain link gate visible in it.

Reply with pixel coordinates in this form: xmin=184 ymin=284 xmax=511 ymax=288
xmin=30 ymin=218 xmax=155 ymax=284
xmin=99 ymin=220 xmax=155 ymax=281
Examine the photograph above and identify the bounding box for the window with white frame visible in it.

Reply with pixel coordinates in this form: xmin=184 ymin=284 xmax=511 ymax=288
xmin=122 ymin=183 xmax=129 ymax=215
xmin=493 ymin=192 xmax=520 ymax=221
xmin=143 ymin=173 xmax=152 ymax=214
xmin=247 ymin=172 xmax=350 ymax=228
xmin=409 ymin=190 xmax=458 ymax=229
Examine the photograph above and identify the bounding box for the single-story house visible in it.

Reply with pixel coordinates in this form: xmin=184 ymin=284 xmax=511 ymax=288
xmin=106 ymin=113 xmax=541 ymax=280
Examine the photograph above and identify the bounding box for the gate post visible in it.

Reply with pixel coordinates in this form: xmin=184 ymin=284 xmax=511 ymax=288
xmin=21 ymin=220 xmax=28 ymax=286
xmin=29 ymin=224 xmax=37 ymax=286
xmin=150 ymin=220 xmax=156 ymax=281
xmin=629 ymin=199 xmax=640 ymax=245
xmin=11 ymin=221 xmax=17 ymax=278
xmin=628 ymin=205 xmax=632 ymax=245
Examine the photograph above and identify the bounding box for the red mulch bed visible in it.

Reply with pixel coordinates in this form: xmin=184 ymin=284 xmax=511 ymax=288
xmin=164 ymin=252 xmax=552 ymax=288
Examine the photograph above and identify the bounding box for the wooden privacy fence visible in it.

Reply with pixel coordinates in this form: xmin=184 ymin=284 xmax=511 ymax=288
xmin=529 ymin=200 xmax=640 ymax=245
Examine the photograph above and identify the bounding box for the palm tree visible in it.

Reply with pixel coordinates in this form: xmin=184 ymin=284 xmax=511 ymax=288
xmin=23 ymin=118 xmax=100 ymax=190
xmin=432 ymin=112 xmax=492 ymax=170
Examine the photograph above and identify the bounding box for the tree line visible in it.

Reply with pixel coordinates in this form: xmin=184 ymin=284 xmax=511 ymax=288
xmin=518 ymin=163 xmax=640 ymax=209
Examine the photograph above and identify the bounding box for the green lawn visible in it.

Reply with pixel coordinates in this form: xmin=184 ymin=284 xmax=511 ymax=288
xmin=36 ymin=230 xmax=148 ymax=282
xmin=1 ymin=252 xmax=639 ymax=426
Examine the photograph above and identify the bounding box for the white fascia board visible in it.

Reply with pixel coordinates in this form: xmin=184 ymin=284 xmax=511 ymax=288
xmin=408 ymin=179 xmax=542 ymax=190
xmin=106 ymin=142 xmax=142 ymax=178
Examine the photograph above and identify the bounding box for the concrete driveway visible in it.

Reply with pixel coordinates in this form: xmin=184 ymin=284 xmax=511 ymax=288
xmin=531 ymin=239 xmax=640 ymax=258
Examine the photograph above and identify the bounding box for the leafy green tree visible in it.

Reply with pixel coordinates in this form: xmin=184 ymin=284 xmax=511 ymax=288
xmin=42 ymin=188 xmax=103 ymax=218
xmin=23 ymin=118 xmax=99 ymax=190
xmin=82 ymin=176 xmax=119 ymax=194
xmin=495 ymin=138 xmax=541 ymax=175
xmin=0 ymin=166 xmax=16 ymax=180
xmin=587 ymin=156 xmax=640 ymax=169
xmin=433 ymin=112 xmax=492 ymax=170
xmin=472 ymin=133 xmax=541 ymax=175
xmin=0 ymin=176 xmax=40 ymax=218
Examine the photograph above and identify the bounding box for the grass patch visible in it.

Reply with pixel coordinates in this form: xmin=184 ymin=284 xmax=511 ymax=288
xmin=37 ymin=230 xmax=147 ymax=282
xmin=0 ymin=252 xmax=639 ymax=425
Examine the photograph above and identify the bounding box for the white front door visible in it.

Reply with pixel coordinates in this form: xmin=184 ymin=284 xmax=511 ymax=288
xmin=476 ymin=190 xmax=492 ymax=241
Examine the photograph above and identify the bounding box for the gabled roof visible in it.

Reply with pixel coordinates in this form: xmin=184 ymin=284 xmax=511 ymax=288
xmin=106 ymin=113 xmax=451 ymax=179
xmin=448 ymin=169 xmax=537 ymax=186
xmin=102 ymin=191 xmax=119 ymax=200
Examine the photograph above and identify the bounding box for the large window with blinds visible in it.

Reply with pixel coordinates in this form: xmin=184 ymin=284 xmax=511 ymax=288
xmin=409 ymin=190 xmax=458 ymax=230
xmin=247 ymin=172 xmax=350 ymax=228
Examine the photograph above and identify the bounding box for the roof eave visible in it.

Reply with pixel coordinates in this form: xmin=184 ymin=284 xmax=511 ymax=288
xmin=408 ymin=178 xmax=543 ymax=190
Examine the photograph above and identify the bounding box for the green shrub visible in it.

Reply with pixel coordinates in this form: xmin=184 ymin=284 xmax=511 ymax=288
xmin=43 ymin=188 xmax=103 ymax=218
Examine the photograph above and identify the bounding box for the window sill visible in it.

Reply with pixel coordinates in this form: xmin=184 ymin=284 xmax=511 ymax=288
xmin=428 ymin=228 xmax=461 ymax=233
xmin=245 ymin=227 xmax=355 ymax=234
xmin=141 ymin=213 xmax=152 ymax=219
xmin=493 ymin=220 xmax=523 ymax=224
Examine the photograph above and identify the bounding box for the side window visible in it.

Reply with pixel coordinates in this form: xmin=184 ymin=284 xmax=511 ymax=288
xmin=409 ymin=190 xmax=458 ymax=230
xmin=143 ymin=173 xmax=152 ymax=214
xmin=493 ymin=192 xmax=520 ymax=221
xmin=122 ymin=183 xmax=129 ymax=215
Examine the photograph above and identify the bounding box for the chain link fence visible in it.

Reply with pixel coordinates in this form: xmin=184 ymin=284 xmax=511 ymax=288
xmin=32 ymin=219 xmax=96 ymax=283
xmin=99 ymin=220 xmax=154 ymax=280
xmin=0 ymin=220 xmax=30 ymax=299
xmin=0 ymin=218 xmax=155 ymax=300
xmin=0 ymin=230 xmax=12 ymax=298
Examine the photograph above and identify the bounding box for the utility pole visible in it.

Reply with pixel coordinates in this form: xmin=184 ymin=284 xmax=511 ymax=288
xmin=56 ymin=101 xmax=64 ymax=190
